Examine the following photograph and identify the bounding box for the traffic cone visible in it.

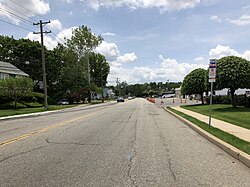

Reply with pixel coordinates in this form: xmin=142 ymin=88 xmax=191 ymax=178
xmin=161 ymin=99 xmax=164 ymax=104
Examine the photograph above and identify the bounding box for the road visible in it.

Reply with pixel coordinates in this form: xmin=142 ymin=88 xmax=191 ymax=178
xmin=0 ymin=98 xmax=249 ymax=186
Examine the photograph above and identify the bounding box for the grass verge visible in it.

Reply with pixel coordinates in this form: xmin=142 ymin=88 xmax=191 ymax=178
xmin=181 ymin=104 xmax=250 ymax=130
xmin=167 ymin=107 xmax=250 ymax=155
xmin=0 ymin=104 xmax=79 ymax=118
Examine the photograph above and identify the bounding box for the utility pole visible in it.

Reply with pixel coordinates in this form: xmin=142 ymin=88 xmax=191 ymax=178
xmin=116 ymin=78 xmax=121 ymax=96
xmin=33 ymin=20 xmax=51 ymax=110
xmin=87 ymin=52 xmax=91 ymax=103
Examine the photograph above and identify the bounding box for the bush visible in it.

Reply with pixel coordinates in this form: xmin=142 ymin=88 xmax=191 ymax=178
xmin=235 ymin=95 xmax=245 ymax=106
xmin=206 ymin=94 xmax=250 ymax=107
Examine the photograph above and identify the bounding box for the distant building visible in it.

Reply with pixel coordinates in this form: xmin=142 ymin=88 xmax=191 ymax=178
xmin=175 ymin=87 xmax=181 ymax=98
xmin=0 ymin=61 xmax=28 ymax=79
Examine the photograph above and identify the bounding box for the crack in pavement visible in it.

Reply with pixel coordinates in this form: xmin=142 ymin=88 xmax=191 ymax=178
xmin=127 ymin=119 xmax=138 ymax=187
xmin=0 ymin=127 xmax=21 ymax=135
xmin=45 ymin=138 xmax=111 ymax=147
xmin=0 ymin=146 xmax=47 ymax=163
xmin=152 ymin=115 xmax=177 ymax=182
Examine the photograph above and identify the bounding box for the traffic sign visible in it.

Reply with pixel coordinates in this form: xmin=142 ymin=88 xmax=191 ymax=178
xmin=209 ymin=59 xmax=217 ymax=80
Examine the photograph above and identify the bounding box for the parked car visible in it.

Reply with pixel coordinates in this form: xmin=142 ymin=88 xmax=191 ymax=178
xmin=117 ymin=97 xmax=125 ymax=102
xmin=57 ymin=99 xmax=69 ymax=105
xmin=128 ymin=96 xmax=133 ymax=100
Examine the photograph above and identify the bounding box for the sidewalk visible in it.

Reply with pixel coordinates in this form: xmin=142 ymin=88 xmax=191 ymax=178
xmin=173 ymin=106 xmax=250 ymax=143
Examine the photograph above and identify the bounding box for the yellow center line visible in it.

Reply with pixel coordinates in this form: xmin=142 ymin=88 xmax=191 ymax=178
xmin=0 ymin=112 xmax=97 ymax=147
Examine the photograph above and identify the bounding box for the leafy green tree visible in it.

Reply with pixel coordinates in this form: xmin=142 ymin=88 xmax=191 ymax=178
xmin=59 ymin=49 xmax=88 ymax=96
xmin=181 ymin=68 xmax=208 ymax=104
xmin=0 ymin=77 xmax=33 ymax=109
xmin=216 ymin=56 xmax=250 ymax=108
xmin=46 ymin=44 xmax=67 ymax=102
xmin=148 ymin=90 xmax=157 ymax=97
xmin=0 ymin=35 xmax=42 ymax=83
xmin=66 ymin=26 xmax=103 ymax=58
xmin=89 ymin=52 xmax=110 ymax=87
xmin=66 ymin=25 xmax=103 ymax=102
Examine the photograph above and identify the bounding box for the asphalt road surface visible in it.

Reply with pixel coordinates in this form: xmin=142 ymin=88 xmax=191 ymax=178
xmin=0 ymin=98 xmax=249 ymax=186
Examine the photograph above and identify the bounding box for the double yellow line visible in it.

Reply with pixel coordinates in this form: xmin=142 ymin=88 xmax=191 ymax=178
xmin=0 ymin=112 xmax=96 ymax=147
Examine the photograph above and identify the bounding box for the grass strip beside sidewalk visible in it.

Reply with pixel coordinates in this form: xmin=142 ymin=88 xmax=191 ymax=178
xmin=167 ymin=107 xmax=250 ymax=155
xmin=181 ymin=104 xmax=250 ymax=130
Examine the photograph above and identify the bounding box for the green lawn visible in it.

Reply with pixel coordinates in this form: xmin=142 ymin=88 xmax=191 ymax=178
xmin=0 ymin=104 xmax=80 ymax=118
xmin=0 ymin=99 xmax=113 ymax=118
xmin=181 ymin=104 xmax=250 ymax=130
xmin=167 ymin=107 xmax=250 ymax=155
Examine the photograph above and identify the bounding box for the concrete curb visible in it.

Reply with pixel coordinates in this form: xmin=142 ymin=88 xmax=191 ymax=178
xmin=0 ymin=110 xmax=60 ymax=121
xmin=0 ymin=102 xmax=117 ymax=121
xmin=164 ymin=107 xmax=250 ymax=168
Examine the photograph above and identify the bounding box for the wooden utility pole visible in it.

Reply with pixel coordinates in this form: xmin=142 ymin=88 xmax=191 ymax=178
xmin=33 ymin=20 xmax=51 ymax=110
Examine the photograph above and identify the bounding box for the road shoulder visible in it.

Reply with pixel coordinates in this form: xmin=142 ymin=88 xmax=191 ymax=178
xmin=164 ymin=107 xmax=250 ymax=168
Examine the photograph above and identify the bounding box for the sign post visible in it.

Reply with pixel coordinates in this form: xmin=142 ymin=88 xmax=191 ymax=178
xmin=208 ymin=59 xmax=217 ymax=128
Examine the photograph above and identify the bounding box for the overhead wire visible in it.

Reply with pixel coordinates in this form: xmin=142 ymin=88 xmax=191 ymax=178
xmin=0 ymin=1 xmax=37 ymax=23
xmin=3 ymin=0 xmax=68 ymax=47
xmin=0 ymin=18 xmax=33 ymax=32
xmin=0 ymin=7 xmax=33 ymax=25
xmin=8 ymin=0 xmax=68 ymax=42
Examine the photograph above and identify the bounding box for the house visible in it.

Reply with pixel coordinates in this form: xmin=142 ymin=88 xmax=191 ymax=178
xmin=0 ymin=61 xmax=28 ymax=79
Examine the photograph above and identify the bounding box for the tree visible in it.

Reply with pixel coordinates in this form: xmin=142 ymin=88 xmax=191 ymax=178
xmin=89 ymin=52 xmax=110 ymax=87
xmin=216 ymin=56 xmax=250 ymax=108
xmin=59 ymin=48 xmax=88 ymax=96
xmin=0 ymin=77 xmax=33 ymax=109
xmin=181 ymin=68 xmax=208 ymax=104
xmin=66 ymin=25 xmax=103 ymax=102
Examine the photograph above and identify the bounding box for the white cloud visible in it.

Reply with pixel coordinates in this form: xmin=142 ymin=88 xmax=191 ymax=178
xmin=84 ymin=0 xmax=201 ymax=12
xmin=107 ymin=54 xmax=208 ymax=85
xmin=25 ymin=26 xmax=76 ymax=49
xmin=56 ymin=26 xmax=77 ymax=43
xmin=227 ymin=14 xmax=250 ymax=26
xmin=117 ymin=52 xmax=137 ymax=63
xmin=95 ymin=41 xmax=120 ymax=61
xmin=210 ymin=15 xmax=222 ymax=22
xmin=209 ymin=45 xmax=250 ymax=61
xmin=0 ymin=0 xmax=50 ymax=24
xmin=102 ymin=32 xmax=116 ymax=36
xmin=194 ymin=56 xmax=206 ymax=64
xmin=209 ymin=45 xmax=238 ymax=59
xmin=25 ymin=32 xmax=58 ymax=50
xmin=47 ymin=19 xmax=63 ymax=31
xmin=63 ymin=0 xmax=73 ymax=3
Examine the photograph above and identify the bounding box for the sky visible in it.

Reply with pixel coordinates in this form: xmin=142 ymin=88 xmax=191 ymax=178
xmin=1 ymin=0 xmax=250 ymax=85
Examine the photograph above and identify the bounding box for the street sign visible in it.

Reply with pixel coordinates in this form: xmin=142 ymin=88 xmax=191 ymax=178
xmin=209 ymin=78 xmax=216 ymax=82
xmin=209 ymin=59 xmax=217 ymax=82
xmin=208 ymin=59 xmax=217 ymax=128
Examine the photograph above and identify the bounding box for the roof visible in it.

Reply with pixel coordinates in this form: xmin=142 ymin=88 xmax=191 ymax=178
xmin=0 ymin=61 xmax=28 ymax=76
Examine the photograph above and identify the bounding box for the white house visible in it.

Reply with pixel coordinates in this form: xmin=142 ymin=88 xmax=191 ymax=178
xmin=0 ymin=61 xmax=28 ymax=79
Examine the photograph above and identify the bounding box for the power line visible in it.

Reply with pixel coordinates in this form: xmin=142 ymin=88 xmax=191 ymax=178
xmin=0 ymin=7 xmax=33 ymax=25
xmin=0 ymin=2 xmax=37 ymax=23
xmin=8 ymin=0 xmax=47 ymax=20
xmin=0 ymin=18 xmax=33 ymax=32
xmin=7 ymin=0 xmax=68 ymax=43
xmin=50 ymin=32 xmax=65 ymax=44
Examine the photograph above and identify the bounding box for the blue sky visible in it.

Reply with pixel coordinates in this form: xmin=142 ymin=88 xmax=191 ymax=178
xmin=1 ymin=0 xmax=250 ymax=85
